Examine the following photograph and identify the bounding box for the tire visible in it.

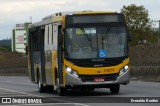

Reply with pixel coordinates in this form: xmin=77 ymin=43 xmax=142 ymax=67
xmin=110 ymin=84 xmax=120 ymax=94
xmin=45 ymin=85 xmax=53 ymax=93
xmin=37 ymin=73 xmax=45 ymax=93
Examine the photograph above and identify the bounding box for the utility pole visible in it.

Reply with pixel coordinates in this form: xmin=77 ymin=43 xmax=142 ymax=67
xmin=29 ymin=16 xmax=32 ymax=23
xmin=154 ymin=20 xmax=160 ymax=44
xmin=159 ymin=20 xmax=160 ymax=44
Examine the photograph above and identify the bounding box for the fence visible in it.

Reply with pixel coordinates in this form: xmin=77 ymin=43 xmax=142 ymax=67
xmin=129 ymin=44 xmax=160 ymax=82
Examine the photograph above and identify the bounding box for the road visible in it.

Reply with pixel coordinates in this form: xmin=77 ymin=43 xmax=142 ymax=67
xmin=0 ymin=76 xmax=159 ymax=106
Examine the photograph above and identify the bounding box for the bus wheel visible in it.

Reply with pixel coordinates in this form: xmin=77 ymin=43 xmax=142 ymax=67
xmin=55 ymin=77 xmax=66 ymax=96
xmin=110 ymin=84 xmax=120 ymax=94
xmin=38 ymin=74 xmax=45 ymax=93
xmin=46 ymin=85 xmax=53 ymax=93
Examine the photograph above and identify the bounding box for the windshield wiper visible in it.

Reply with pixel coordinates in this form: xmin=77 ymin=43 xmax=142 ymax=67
xmin=80 ymin=28 xmax=91 ymax=41
xmin=102 ymin=27 xmax=111 ymax=40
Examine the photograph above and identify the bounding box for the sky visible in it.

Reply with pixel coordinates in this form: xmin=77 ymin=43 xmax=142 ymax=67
xmin=0 ymin=0 xmax=160 ymax=40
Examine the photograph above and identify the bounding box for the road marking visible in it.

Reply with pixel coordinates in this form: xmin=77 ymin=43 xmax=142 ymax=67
xmin=0 ymin=88 xmax=90 ymax=106
xmin=131 ymin=81 xmax=160 ymax=84
xmin=0 ymin=88 xmax=43 ymax=97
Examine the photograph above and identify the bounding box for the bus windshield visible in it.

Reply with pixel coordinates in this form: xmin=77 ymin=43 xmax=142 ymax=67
xmin=65 ymin=27 xmax=127 ymax=59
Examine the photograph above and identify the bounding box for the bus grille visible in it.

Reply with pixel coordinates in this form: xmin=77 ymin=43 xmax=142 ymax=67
xmin=79 ymin=74 xmax=118 ymax=82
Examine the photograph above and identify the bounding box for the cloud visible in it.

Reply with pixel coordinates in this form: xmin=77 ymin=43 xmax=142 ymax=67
xmin=0 ymin=0 xmax=112 ymax=26
xmin=0 ymin=0 xmax=159 ymax=40
xmin=0 ymin=21 xmax=5 ymax=24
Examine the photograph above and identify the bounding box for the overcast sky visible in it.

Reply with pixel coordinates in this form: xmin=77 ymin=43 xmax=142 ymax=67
xmin=0 ymin=0 xmax=160 ymax=40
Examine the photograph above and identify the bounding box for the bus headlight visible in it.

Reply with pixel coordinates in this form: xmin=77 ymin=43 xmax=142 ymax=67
xmin=66 ymin=67 xmax=72 ymax=73
xmin=119 ymin=65 xmax=129 ymax=76
xmin=66 ymin=67 xmax=79 ymax=78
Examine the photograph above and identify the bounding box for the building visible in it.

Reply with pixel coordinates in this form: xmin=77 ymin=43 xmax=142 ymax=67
xmin=11 ymin=22 xmax=31 ymax=53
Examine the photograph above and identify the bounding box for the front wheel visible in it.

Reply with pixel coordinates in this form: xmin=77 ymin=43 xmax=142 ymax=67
xmin=110 ymin=84 xmax=120 ymax=94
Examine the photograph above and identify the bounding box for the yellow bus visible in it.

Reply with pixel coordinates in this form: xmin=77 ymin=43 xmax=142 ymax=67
xmin=28 ymin=11 xmax=130 ymax=96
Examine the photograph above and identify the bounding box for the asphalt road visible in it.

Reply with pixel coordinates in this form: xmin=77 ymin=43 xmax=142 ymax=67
xmin=0 ymin=76 xmax=159 ymax=106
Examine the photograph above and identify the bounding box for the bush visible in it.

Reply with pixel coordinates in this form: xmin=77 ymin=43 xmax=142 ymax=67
xmin=0 ymin=45 xmax=11 ymax=51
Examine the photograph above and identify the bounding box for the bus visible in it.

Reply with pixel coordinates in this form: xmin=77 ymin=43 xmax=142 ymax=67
xmin=28 ymin=11 xmax=130 ymax=96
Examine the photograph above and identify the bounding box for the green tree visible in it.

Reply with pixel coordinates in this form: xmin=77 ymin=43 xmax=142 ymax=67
xmin=0 ymin=45 xmax=11 ymax=51
xmin=121 ymin=4 xmax=150 ymax=32
xmin=121 ymin=4 xmax=157 ymax=45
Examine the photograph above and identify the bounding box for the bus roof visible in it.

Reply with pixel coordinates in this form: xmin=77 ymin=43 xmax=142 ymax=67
xmin=31 ymin=11 xmax=118 ymax=28
xmin=42 ymin=11 xmax=117 ymax=21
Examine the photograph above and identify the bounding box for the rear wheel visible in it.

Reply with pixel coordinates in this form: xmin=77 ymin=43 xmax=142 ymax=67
xmin=45 ymin=85 xmax=53 ymax=93
xmin=37 ymin=73 xmax=45 ymax=93
xmin=110 ymin=84 xmax=120 ymax=94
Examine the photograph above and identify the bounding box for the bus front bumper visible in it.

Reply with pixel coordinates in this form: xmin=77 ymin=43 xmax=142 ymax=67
xmin=65 ymin=70 xmax=130 ymax=86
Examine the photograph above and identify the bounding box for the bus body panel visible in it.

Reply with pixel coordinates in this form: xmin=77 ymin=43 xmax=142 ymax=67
xmin=28 ymin=11 xmax=130 ymax=93
xmin=64 ymin=58 xmax=129 ymax=75
xmin=64 ymin=58 xmax=130 ymax=86
xmin=65 ymin=70 xmax=130 ymax=86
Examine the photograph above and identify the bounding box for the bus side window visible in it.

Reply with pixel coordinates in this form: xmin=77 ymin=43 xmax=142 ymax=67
xmin=53 ymin=23 xmax=58 ymax=50
xmin=44 ymin=25 xmax=48 ymax=50
xmin=49 ymin=24 xmax=53 ymax=49
xmin=52 ymin=24 xmax=54 ymax=44
xmin=48 ymin=25 xmax=49 ymax=45
xmin=33 ymin=30 xmax=38 ymax=51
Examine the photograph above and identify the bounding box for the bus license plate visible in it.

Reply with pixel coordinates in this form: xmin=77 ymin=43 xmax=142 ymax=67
xmin=94 ymin=78 xmax=105 ymax=82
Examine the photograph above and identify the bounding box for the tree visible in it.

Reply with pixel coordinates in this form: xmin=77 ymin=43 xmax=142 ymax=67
xmin=121 ymin=4 xmax=157 ymax=45
xmin=0 ymin=45 xmax=11 ymax=51
xmin=121 ymin=4 xmax=150 ymax=32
